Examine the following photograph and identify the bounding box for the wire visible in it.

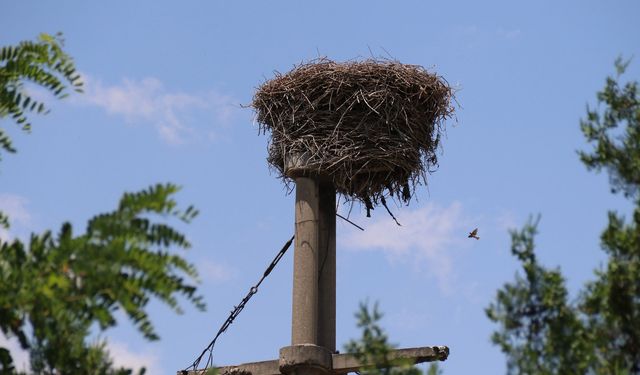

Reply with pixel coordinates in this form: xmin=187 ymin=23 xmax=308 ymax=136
xmin=182 ymin=235 xmax=295 ymax=374
xmin=336 ymin=213 xmax=365 ymax=231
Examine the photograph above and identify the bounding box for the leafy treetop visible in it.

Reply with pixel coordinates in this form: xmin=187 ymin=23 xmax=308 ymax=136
xmin=0 ymin=32 xmax=82 ymax=160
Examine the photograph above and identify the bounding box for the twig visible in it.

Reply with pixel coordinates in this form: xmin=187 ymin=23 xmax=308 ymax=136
xmin=380 ymin=196 xmax=401 ymax=226
xmin=336 ymin=213 xmax=365 ymax=231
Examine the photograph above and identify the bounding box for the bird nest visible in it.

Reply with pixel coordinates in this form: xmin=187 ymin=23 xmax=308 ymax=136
xmin=252 ymin=59 xmax=455 ymax=216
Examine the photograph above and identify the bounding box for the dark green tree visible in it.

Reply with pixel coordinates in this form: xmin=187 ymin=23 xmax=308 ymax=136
xmin=1 ymin=32 xmax=82 ymax=231
xmin=0 ymin=35 xmax=205 ymax=374
xmin=0 ymin=32 xmax=82 ymax=161
xmin=485 ymin=217 xmax=593 ymax=375
xmin=578 ymin=57 xmax=640 ymax=374
xmin=344 ymin=302 xmax=441 ymax=375
xmin=0 ymin=184 xmax=204 ymax=374
xmin=487 ymin=59 xmax=640 ymax=374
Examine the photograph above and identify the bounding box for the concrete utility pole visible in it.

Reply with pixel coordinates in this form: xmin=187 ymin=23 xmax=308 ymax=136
xmin=180 ymin=167 xmax=449 ymax=375
xmin=281 ymin=174 xmax=335 ymax=375
xmin=290 ymin=176 xmax=336 ymax=350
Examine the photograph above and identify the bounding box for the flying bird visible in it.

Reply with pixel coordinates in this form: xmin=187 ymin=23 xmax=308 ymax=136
xmin=468 ymin=228 xmax=480 ymax=240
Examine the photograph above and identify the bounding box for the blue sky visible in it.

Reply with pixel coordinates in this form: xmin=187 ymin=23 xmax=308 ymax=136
xmin=2 ymin=1 xmax=640 ymax=374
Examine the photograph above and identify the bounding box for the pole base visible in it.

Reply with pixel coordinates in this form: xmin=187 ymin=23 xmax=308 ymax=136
xmin=279 ymin=344 xmax=332 ymax=375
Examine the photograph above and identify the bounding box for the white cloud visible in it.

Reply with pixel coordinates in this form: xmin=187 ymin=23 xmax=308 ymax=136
xmin=199 ymin=260 xmax=236 ymax=283
xmin=0 ymin=193 xmax=31 ymax=242
xmin=498 ymin=28 xmax=521 ymax=40
xmin=76 ymin=75 xmax=238 ymax=144
xmin=0 ymin=194 xmax=30 ymax=224
xmin=107 ymin=340 xmax=162 ymax=375
xmin=0 ymin=334 xmax=30 ymax=372
xmin=341 ymin=202 xmax=471 ymax=293
xmin=462 ymin=24 xmax=479 ymax=35
xmin=387 ymin=308 xmax=430 ymax=332
xmin=495 ymin=210 xmax=518 ymax=232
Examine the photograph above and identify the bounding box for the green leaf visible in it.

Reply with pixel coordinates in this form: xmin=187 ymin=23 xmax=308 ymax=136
xmin=0 ymin=33 xmax=82 ymax=158
xmin=0 ymin=210 xmax=9 ymax=229
xmin=488 ymin=60 xmax=640 ymax=375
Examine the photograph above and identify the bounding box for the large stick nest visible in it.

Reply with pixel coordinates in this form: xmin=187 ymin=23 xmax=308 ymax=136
xmin=252 ymin=59 xmax=455 ymax=216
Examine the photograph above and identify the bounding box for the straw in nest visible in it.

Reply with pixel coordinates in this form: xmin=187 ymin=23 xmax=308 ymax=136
xmin=252 ymin=58 xmax=455 ymax=217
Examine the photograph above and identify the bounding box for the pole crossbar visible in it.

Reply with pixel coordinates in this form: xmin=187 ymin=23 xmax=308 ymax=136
xmin=179 ymin=346 xmax=450 ymax=375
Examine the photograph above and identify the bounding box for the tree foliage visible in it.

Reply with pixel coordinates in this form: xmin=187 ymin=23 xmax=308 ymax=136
xmin=487 ymin=60 xmax=640 ymax=374
xmin=345 ymin=302 xmax=440 ymax=375
xmin=579 ymin=57 xmax=640 ymax=374
xmin=579 ymin=58 xmax=640 ymax=199
xmin=0 ymin=183 xmax=204 ymax=374
xmin=0 ymin=35 xmax=205 ymax=374
xmin=485 ymin=217 xmax=593 ymax=374
xmin=0 ymin=32 xmax=82 ymax=161
xmin=1 ymin=32 xmax=82 ymax=232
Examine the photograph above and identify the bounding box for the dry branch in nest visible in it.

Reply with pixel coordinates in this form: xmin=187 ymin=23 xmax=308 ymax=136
xmin=252 ymin=58 xmax=455 ymax=217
